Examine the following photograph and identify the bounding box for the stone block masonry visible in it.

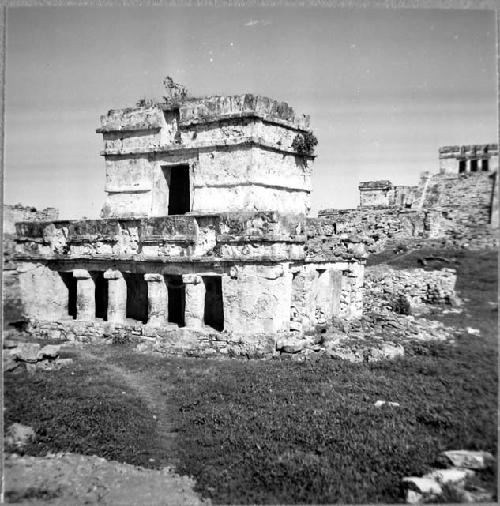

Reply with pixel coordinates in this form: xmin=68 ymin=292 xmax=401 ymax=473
xmin=98 ymin=94 xmax=315 ymax=218
xmin=25 ymin=318 xmax=279 ymax=359
xmin=11 ymin=85 xmax=367 ymax=357
xmin=4 ymin=204 xmax=59 ymax=237
xmin=321 ymin=144 xmax=498 ymax=252
xmin=316 ymin=209 xmax=441 ymax=253
xmin=358 ymin=181 xmax=419 ymax=209
xmin=3 ymin=205 xmax=61 ymax=324
xmin=364 ymin=265 xmax=458 ymax=314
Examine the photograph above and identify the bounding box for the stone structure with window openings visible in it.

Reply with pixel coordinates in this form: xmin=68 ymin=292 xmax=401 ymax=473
xmin=320 ymin=143 xmax=499 ymax=252
xmin=12 ymin=89 xmax=367 ymax=355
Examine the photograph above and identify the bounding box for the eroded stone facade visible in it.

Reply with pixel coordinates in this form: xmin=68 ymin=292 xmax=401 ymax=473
xmin=3 ymin=205 xmax=61 ymax=324
xmin=98 ymin=95 xmax=314 ymax=218
xmin=12 ymin=91 xmax=366 ymax=356
xmin=322 ymin=144 xmax=499 ymax=252
xmin=364 ymin=265 xmax=458 ymax=314
xmin=4 ymin=205 xmax=59 ymax=237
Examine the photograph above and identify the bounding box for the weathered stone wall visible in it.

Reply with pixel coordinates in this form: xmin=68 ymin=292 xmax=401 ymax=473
xmin=17 ymin=254 xmax=364 ymax=339
xmin=305 ymin=217 xmax=369 ymax=260
xmin=392 ymin=185 xmax=419 ymax=208
xmin=3 ymin=205 xmax=60 ymax=325
xmin=4 ymin=205 xmax=59 ymax=236
xmin=423 ymin=171 xmax=496 ymax=229
xmin=17 ymin=263 xmax=71 ymax=321
xmin=223 ymin=263 xmax=293 ymax=334
xmin=358 ymin=181 xmax=419 ymax=209
xmin=25 ymin=318 xmax=279 ymax=358
xmin=324 ymin=144 xmax=499 ymax=252
xmin=289 ymin=261 xmax=364 ymax=332
xmin=14 ymin=212 xmax=307 ymax=263
xmin=176 ymin=95 xmax=311 ymax=130
xmin=13 ymin=207 xmax=367 ymax=346
xmin=417 ymin=227 xmax=499 ymax=250
xmin=358 ymin=181 xmax=393 ymax=208
xmin=364 ymin=265 xmax=458 ymax=314
xmin=98 ymin=95 xmax=315 ymax=219
xmin=316 ymin=209 xmax=442 ymax=253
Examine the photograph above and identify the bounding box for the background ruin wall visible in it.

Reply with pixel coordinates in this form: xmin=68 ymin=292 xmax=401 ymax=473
xmin=324 ymin=145 xmax=499 ymax=252
xmin=3 ymin=205 xmax=60 ymax=324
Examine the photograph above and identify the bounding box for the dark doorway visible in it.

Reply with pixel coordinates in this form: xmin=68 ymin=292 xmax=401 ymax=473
xmin=166 ymin=275 xmax=185 ymax=327
xmin=458 ymin=160 xmax=466 ymax=173
xmin=470 ymin=159 xmax=478 ymax=172
xmin=60 ymin=272 xmax=77 ymax=319
xmin=203 ymin=276 xmax=224 ymax=331
xmin=91 ymin=272 xmax=108 ymax=321
xmin=123 ymin=273 xmax=148 ymax=323
xmin=482 ymin=159 xmax=489 ymax=171
xmin=166 ymin=164 xmax=190 ymax=215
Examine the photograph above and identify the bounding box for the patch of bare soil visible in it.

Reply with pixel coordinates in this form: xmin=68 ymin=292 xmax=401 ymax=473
xmin=4 ymin=343 xmax=210 ymax=506
xmin=4 ymin=452 xmax=208 ymax=505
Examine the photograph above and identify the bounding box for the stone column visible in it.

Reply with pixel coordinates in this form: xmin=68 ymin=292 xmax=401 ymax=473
xmin=144 ymin=273 xmax=168 ymax=326
xmin=73 ymin=269 xmax=95 ymax=321
xmin=104 ymin=269 xmax=127 ymax=323
xmin=183 ymin=274 xmax=205 ymax=329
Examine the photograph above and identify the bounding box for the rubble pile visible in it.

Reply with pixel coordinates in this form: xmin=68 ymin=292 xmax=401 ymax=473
xmin=3 ymin=339 xmax=73 ymax=373
xmin=402 ymin=450 xmax=495 ymax=503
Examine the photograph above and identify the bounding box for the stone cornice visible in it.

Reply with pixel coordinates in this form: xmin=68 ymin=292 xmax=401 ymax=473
xmin=100 ymin=136 xmax=316 ymax=159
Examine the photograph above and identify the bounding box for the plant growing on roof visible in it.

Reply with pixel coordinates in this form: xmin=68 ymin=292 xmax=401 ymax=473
xmin=162 ymin=76 xmax=188 ymax=104
xmin=291 ymin=131 xmax=318 ymax=156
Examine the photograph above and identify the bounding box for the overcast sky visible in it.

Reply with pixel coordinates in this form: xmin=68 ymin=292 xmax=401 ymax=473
xmin=5 ymin=7 xmax=498 ymax=218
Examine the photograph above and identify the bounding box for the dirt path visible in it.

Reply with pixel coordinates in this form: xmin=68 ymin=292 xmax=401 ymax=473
xmin=79 ymin=346 xmax=179 ymax=468
xmin=4 ymin=344 xmax=209 ymax=506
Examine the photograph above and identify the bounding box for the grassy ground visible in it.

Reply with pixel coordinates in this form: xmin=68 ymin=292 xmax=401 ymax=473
xmin=4 ymin=248 xmax=498 ymax=504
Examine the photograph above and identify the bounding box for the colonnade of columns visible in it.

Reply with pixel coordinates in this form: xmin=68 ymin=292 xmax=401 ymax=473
xmin=70 ymin=269 xmax=208 ymax=329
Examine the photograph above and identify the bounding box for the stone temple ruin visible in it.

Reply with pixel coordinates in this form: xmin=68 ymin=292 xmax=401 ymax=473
xmin=8 ymin=80 xmax=498 ymax=358
xmin=357 ymin=144 xmax=498 ymax=210
xmin=12 ymin=91 xmax=366 ymax=356
xmin=320 ymin=144 xmax=499 ymax=252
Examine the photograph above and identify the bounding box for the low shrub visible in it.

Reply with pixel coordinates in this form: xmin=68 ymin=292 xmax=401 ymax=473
xmin=291 ymin=132 xmax=318 ymax=156
xmin=392 ymin=294 xmax=411 ymax=315
xmin=111 ymin=332 xmax=137 ymax=345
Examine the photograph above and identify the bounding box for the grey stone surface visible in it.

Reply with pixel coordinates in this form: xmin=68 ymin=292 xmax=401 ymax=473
xmin=441 ymin=450 xmax=494 ymax=470
xmin=5 ymin=423 xmax=36 ymax=448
